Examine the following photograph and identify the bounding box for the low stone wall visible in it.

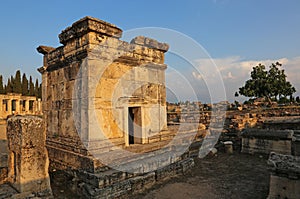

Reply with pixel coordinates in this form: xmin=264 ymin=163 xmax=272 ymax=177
xmin=241 ymin=129 xmax=294 ymax=155
xmin=267 ymin=152 xmax=300 ymax=199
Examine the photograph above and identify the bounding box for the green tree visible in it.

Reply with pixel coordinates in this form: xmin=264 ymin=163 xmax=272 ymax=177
xmin=29 ymin=76 xmax=35 ymax=96
xmin=34 ymin=79 xmax=39 ymax=98
xmin=234 ymin=91 xmax=239 ymax=97
xmin=38 ymin=83 xmax=42 ymax=99
xmin=9 ymin=75 xmax=15 ymax=93
xmin=0 ymin=75 xmax=4 ymax=94
xmin=22 ymin=73 xmax=29 ymax=96
xmin=238 ymin=62 xmax=296 ymax=102
xmin=6 ymin=78 xmax=13 ymax=93
xmin=14 ymin=70 xmax=22 ymax=94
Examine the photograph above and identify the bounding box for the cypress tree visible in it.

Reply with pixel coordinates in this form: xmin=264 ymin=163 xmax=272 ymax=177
xmin=29 ymin=76 xmax=35 ymax=96
xmin=0 ymin=75 xmax=4 ymax=94
xmin=34 ymin=79 xmax=39 ymax=98
xmin=22 ymin=73 xmax=29 ymax=96
xmin=38 ymin=83 xmax=42 ymax=99
xmin=9 ymin=75 xmax=14 ymax=93
xmin=14 ymin=70 xmax=22 ymax=94
xmin=6 ymin=78 xmax=13 ymax=93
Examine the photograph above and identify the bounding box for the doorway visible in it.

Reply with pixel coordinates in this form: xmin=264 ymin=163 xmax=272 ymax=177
xmin=128 ymin=107 xmax=142 ymax=145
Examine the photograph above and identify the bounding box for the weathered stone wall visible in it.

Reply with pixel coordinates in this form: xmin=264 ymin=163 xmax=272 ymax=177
xmin=241 ymin=129 xmax=293 ymax=155
xmin=38 ymin=16 xmax=169 ymax=172
xmin=267 ymin=152 xmax=300 ymax=199
xmin=6 ymin=116 xmax=52 ymax=196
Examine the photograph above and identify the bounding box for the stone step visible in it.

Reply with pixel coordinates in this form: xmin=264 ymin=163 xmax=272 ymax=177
xmin=78 ymin=156 xmax=195 ymax=192
xmin=91 ymin=134 xmax=197 ymax=174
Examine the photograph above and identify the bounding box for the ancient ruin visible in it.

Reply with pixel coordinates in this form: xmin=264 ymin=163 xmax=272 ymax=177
xmin=37 ymin=16 xmax=172 ymax=170
xmin=35 ymin=16 xmax=199 ymax=198
xmin=4 ymin=116 xmax=52 ymax=198
xmin=0 ymin=93 xmax=41 ymax=119
xmin=0 ymin=16 xmax=299 ymax=198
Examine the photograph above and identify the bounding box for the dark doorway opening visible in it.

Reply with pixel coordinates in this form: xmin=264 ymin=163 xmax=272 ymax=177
xmin=128 ymin=107 xmax=142 ymax=145
xmin=12 ymin=100 xmax=16 ymax=112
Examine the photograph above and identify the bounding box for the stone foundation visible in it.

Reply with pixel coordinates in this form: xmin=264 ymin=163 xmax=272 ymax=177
xmin=77 ymin=158 xmax=194 ymax=199
xmin=267 ymin=152 xmax=300 ymax=199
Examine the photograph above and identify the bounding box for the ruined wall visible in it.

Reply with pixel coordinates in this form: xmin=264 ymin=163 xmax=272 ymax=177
xmin=6 ymin=116 xmax=51 ymax=196
xmin=38 ymin=16 xmax=169 ymax=171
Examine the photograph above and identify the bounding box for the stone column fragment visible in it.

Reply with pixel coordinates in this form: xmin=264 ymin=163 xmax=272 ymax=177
xmin=6 ymin=116 xmax=52 ymax=196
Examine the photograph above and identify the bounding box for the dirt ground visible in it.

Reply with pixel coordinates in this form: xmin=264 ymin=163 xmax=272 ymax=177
xmin=133 ymin=152 xmax=270 ymax=199
xmin=51 ymin=152 xmax=270 ymax=199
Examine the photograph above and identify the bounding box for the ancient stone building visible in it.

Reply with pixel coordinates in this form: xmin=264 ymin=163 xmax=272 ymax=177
xmin=0 ymin=93 xmax=42 ymax=119
xmin=36 ymin=16 xmax=201 ymax=198
xmin=37 ymin=16 xmax=172 ymax=171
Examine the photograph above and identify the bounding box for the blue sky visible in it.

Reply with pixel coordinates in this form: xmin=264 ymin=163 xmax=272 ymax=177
xmin=0 ymin=0 xmax=299 ymax=102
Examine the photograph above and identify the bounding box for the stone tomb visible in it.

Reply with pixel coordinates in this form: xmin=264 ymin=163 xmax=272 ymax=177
xmin=241 ymin=129 xmax=294 ymax=155
xmin=37 ymin=16 xmax=172 ymax=171
xmin=36 ymin=16 xmax=206 ymax=198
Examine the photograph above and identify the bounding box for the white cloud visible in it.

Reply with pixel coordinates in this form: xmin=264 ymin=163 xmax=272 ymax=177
xmin=192 ymin=56 xmax=300 ymax=102
xmin=192 ymin=71 xmax=202 ymax=80
xmin=223 ymin=71 xmax=235 ymax=80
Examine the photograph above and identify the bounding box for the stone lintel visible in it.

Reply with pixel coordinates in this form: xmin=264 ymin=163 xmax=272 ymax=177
xmin=268 ymin=152 xmax=300 ymax=178
xmin=59 ymin=16 xmax=123 ymax=45
xmin=241 ymin=129 xmax=294 ymax=140
xmin=131 ymin=36 xmax=169 ymax=52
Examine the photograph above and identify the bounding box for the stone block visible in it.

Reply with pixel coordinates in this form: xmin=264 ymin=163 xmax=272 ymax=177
xmin=130 ymin=36 xmax=169 ymax=52
xmin=267 ymin=152 xmax=300 ymax=199
xmin=59 ymin=16 xmax=123 ymax=45
xmin=130 ymin=172 xmax=155 ymax=194
xmin=6 ymin=116 xmax=52 ymax=195
xmin=241 ymin=129 xmax=293 ymax=155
